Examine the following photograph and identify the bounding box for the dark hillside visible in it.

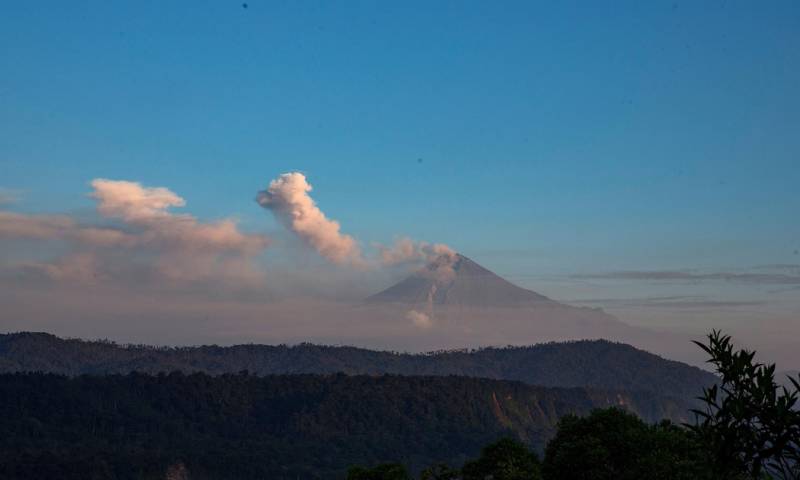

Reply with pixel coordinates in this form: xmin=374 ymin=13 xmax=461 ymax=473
xmin=0 ymin=372 xmax=688 ymax=480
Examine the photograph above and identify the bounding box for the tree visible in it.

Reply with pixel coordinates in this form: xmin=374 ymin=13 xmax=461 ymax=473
xmin=346 ymin=463 xmax=412 ymax=480
xmin=542 ymin=408 xmax=700 ymax=480
xmin=419 ymin=464 xmax=460 ymax=480
xmin=461 ymin=437 xmax=542 ymax=480
xmin=689 ymin=330 xmax=800 ymax=479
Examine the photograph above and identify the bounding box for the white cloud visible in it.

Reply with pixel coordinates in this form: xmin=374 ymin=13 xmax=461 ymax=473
xmin=0 ymin=179 xmax=270 ymax=287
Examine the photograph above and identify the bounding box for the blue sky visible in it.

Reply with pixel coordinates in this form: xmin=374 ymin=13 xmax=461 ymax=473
xmin=1 ymin=1 xmax=799 ymax=351
xmin=0 ymin=0 xmax=800 ymax=367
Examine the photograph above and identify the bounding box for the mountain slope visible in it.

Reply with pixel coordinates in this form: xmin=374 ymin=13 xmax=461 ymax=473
xmin=0 ymin=372 xmax=689 ymax=479
xmin=0 ymin=332 xmax=716 ymax=400
xmin=367 ymin=254 xmax=552 ymax=306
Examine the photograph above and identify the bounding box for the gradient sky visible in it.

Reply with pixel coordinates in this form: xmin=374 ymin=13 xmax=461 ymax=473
xmin=1 ymin=2 xmax=798 ymax=361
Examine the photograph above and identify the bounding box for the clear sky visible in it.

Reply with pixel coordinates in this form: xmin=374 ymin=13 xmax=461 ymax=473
xmin=1 ymin=2 xmax=798 ymax=363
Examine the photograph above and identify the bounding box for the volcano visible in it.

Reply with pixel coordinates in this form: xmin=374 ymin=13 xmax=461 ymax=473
xmin=359 ymin=252 xmax=701 ymax=364
xmin=367 ymin=253 xmax=555 ymax=307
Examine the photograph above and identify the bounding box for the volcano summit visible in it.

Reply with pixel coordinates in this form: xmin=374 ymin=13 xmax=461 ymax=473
xmin=368 ymin=253 xmax=554 ymax=307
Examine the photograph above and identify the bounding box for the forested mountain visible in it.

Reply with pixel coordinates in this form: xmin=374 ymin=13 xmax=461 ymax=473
xmin=0 ymin=332 xmax=715 ymax=399
xmin=0 ymin=372 xmax=691 ymax=480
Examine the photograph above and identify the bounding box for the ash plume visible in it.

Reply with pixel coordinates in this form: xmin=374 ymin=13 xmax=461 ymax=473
xmin=406 ymin=309 xmax=433 ymax=329
xmin=378 ymin=238 xmax=458 ymax=281
xmin=257 ymin=172 xmax=365 ymax=267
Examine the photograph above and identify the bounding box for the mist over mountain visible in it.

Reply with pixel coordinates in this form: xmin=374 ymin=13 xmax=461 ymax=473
xmin=0 ymin=250 xmax=711 ymax=367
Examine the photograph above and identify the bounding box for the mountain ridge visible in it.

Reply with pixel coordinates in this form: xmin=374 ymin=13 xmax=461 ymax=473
xmin=0 ymin=331 xmax=716 ymax=401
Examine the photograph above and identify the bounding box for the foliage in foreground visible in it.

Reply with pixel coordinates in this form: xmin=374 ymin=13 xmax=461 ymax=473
xmin=689 ymin=331 xmax=800 ymax=479
xmin=347 ymin=464 xmax=412 ymax=480
xmin=460 ymin=438 xmax=541 ymax=480
xmin=543 ymin=409 xmax=700 ymax=480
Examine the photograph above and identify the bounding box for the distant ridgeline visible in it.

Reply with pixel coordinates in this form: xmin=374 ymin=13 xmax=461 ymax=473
xmin=0 ymin=332 xmax=715 ymax=400
xmin=1 ymin=372 xmax=690 ymax=480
